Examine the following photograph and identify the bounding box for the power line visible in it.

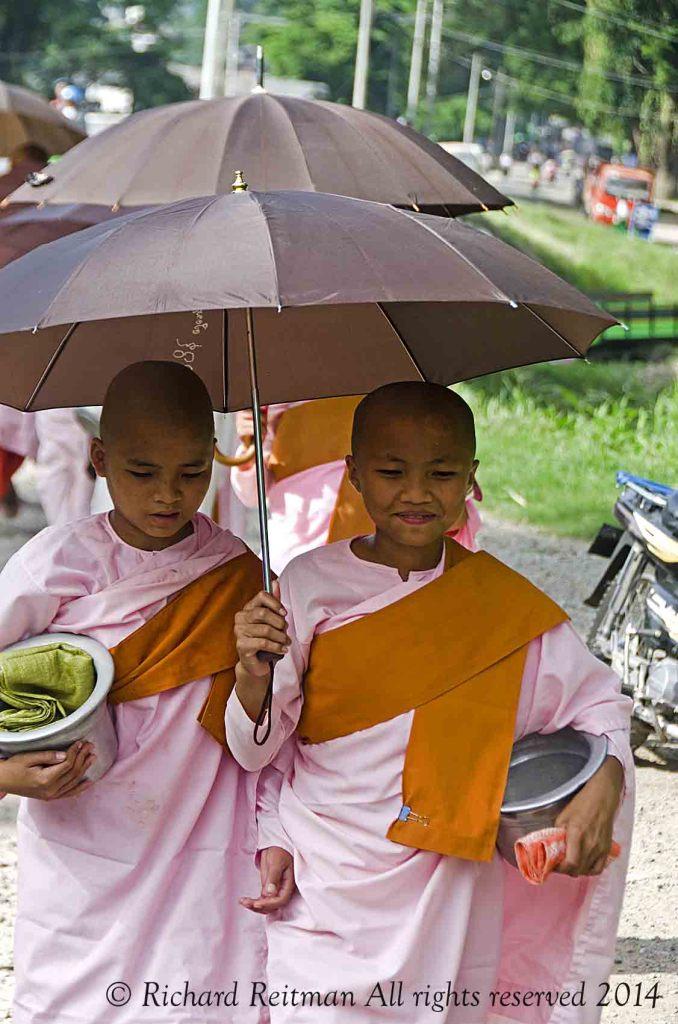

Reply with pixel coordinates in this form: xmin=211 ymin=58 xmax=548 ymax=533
xmin=438 ymin=25 xmax=678 ymax=93
xmin=447 ymin=53 xmax=644 ymax=120
xmin=499 ymin=71 xmax=645 ymax=120
xmin=549 ymin=0 xmax=678 ymax=43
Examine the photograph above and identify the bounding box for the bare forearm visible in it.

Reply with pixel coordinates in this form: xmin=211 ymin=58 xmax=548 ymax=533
xmin=598 ymin=754 xmax=624 ymax=794
xmin=234 ymin=663 xmax=271 ymax=722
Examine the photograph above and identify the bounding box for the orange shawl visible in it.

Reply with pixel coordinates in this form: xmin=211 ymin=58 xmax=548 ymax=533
xmin=268 ymin=397 xmax=374 ymax=543
xmin=299 ymin=540 xmax=569 ymax=861
xmin=109 ymin=549 xmax=262 ymax=748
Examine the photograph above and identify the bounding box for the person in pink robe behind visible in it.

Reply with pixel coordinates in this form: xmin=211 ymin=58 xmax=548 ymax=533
xmin=0 ymin=363 xmax=293 ymax=1024
xmin=0 ymin=405 xmax=94 ymax=524
xmin=227 ymin=384 xmax=634 ymax=1024
xmin=230 ymin=402 xmax=483 ymax=573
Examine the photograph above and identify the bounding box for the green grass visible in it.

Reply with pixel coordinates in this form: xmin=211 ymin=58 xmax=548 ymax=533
xmin=459 ymin=361 xmax=678 ymax=539
xmin=468 ymin=202 xmax=678 ymax=304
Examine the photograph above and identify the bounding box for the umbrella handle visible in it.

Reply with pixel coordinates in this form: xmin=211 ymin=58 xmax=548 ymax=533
xmin=214 ymin=442 xmax=256 ymax=467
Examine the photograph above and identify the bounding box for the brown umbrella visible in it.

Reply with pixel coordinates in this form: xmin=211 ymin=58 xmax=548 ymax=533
xmin=0 ymin=81 xmax=85 ymax=155
xmin=5 ymin=93 xmax=510 ymax=216
xmin=0 ymin=187 xmax=612 ymax=573
xmin=0 ymin=189 xmax=612 ymax=416
xmin=0 ymin=203 xmax=120 ymax=269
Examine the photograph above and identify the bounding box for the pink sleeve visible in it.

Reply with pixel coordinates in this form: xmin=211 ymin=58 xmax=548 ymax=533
xmin=0 ymin=550 xmax=61 ymax=651
xmin=516 ymin=621 xmax=633 ymax=791
xmin=229 ymin=407 xmax=280 ymax=508
xmin=0 ymin=551 xmax=63 ymax=799
xmin=255 ymin=743 xmax=296 ymax=856
xmin=225 ymin=565 xmax=307 ymax=771
xmin=229 ymin=461 xmax=262 ymax=509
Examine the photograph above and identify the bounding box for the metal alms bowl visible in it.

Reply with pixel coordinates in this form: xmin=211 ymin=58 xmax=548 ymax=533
xmin=0 ymin=632 xmax=118 ymax=783
xmin=497 ymin=727 xmax=608 ymax=867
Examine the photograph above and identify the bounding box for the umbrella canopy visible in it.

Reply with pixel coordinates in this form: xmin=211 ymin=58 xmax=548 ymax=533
xmin=0 ymin=203 xmax=120 ymax=269
xmin=5 ymin=93 xmax=510 ymax=216
xmin=0 ymin=189 xmax=613 ymax=414
xmin=0 ymin=81 xmax=85 ymax=155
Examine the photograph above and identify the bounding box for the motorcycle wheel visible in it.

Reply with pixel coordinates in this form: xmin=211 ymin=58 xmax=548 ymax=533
xmin=587 ymin=578 xmax=613 ymax=659
xmin=629 ymin=717 xmax=652 ymax=751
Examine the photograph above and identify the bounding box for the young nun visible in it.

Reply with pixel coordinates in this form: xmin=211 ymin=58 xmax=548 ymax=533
xmin=0 ymin=361 xmax=293 ymax=1024
xmin=228 ymin=382 xmax=634 ymax=1024
xmin=230 ymin=398 xmax=483 ymax=573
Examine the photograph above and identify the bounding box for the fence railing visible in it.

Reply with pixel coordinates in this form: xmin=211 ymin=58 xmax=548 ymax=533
xmin=588 ymin=291 xmax=678 ymax=355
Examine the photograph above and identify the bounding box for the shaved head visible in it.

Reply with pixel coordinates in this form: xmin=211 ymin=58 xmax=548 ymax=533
xmin=92 ymin=361 xmax=215 ymax=551
xmin=351 ymin=382 xmax=475 ymax=458
xmin=100 ymin=361 xmax=214 ymax=446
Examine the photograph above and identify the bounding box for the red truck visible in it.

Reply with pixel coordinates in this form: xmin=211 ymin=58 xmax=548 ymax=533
xmin=584 ymin=163 xmax=655 ymax=226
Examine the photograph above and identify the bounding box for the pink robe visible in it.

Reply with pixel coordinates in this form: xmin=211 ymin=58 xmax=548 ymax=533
xmin=0 ymin=405 xmax=93 ymax=524
xmin=0 ymin=513 xmax=282 ymax=1024
xmin=231 ymin=403 xmax=482 ymax=572
xmin=226 ymin=540 xmax=634 ymax=1024
xmin=0 ymin=405 xmax=39 ymax=461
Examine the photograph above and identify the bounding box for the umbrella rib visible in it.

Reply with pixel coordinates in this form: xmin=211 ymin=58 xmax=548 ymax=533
xmin=520 ymin=303 xmax=587 ymax=357
xmin=269 ymin=96 xmax=316 ymax=191
xmin=248 ymin=193 xmax=282 ymax=308
xmin=113 ymin=104 xmax=201 ymax=208
xmin=33 ymin=205 xmax=168 ymax=328
xmin=25 ymin=322 xmax=79 ymax=411
xmin=394 ymin=207 xmax=512 ymax=303
xmin=375 ymin=304 xmax=426 ymax=381
xmin=221 ymin=308 xmax=227 ymax=412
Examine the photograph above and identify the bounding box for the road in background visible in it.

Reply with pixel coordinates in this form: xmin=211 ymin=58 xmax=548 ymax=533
xmin=486 ymin=163 xmax=678 ymax=247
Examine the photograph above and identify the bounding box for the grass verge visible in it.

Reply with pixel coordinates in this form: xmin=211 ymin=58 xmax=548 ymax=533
xmin=468 ymin=202 xmax=678 ymax=304
xmin=460 ymin=360 xmax=677 ymax=540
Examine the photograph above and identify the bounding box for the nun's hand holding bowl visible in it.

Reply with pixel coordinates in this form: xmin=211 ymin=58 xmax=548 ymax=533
xmin=553 ymin=755 xmax=624 ymax=877
xmin=0 ymin=740 xmax=95 ymax=800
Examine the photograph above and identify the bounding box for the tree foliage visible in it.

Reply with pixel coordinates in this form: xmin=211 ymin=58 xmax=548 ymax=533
xmin=0 ymin=1 xmax=674 ymax=185
xmin=245 ymin=0 xmax=676 ymax=177
xmin=0 ymin=0 xmax=191 ymax=109
xmin=577 ymin=0 xmax=678 ymax=190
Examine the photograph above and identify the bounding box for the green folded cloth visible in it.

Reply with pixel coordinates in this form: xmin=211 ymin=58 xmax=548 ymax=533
xmin=0 ymin=643 xmax=96 ymax=732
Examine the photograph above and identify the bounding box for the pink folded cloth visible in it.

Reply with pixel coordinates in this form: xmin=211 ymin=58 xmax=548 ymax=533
xmin=515 ymin=827 xmax=621 ymax=885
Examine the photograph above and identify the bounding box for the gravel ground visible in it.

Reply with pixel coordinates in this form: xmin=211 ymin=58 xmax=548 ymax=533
xmin=0 ymin=500 xmax=675 ymax=1022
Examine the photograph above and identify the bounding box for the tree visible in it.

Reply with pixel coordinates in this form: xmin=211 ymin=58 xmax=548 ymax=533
xmin=577 ymin=0 xmax=678 ymax=197
xmin=0 ymin=0 xmax=191 ymax=110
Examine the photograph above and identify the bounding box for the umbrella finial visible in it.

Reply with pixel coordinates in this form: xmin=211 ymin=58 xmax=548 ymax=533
xmin=232 ymin=170 xmax=248 ymax=193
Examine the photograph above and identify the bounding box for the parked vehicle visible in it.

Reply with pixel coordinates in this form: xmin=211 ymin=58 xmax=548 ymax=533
xmin=583 ymin=163 xmax=655 ymax=226
xmin=438 ymin=141 xmax=485 ymax=176
xmin=586 ymin=472 xmax=678 ymax=751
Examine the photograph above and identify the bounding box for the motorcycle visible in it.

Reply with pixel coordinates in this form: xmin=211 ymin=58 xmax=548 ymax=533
xmin=586 ymin=472 xmax=678 ymax=751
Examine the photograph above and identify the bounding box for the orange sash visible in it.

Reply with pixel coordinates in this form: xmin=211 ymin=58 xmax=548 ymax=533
xmin=268 ymin=398 xmax=374 ymax=543
xmin=299 ymin=540 xmax=569 ymax=861
xmin=109 ymin=550 xmax=262 ymax=748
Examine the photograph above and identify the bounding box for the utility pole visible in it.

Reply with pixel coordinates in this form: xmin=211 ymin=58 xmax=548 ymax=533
xmin=224 ymin=4 xmax=241 ymax=96
xmin=352 ymin=0 xmax=374 ymax=109
xmin=503 ymin=107 xmax=516 ymax=156
xmin=424 ymin=0 xmax=444 ymax=118
xmin=463 ymin=52 xmax=482 ymax=144
xmin=490 ymin=70 xmax=506 ymax=159
xmin=406 ymin=0 xmax=429 ymax=123
xmin=200 ymin=0 xmax=225 ymax=99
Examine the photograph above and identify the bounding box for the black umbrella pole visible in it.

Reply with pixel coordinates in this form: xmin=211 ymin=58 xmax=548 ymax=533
xmin=246 ymin=307 xmax=278 ymax=746
xmin=245 ymin=307 xmax=274 ymax=593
